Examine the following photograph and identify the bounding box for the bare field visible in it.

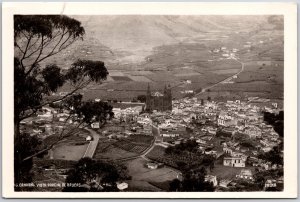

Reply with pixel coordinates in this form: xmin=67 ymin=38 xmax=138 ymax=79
xmin=124 ymin=157 xmax=179 ymax=191
xmin=52 ymin=143 xmax=88 ymax=161
xmin=128 ymin=75 xmax=152 ymax=82
xmin=209 ymin=164 xmax=256 ymax=180
xmin=94 ymin=145 xmax=138 ymax=160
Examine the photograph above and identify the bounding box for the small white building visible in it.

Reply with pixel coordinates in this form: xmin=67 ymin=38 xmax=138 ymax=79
xmin=219 ymin=179 xmax=232 ymax=188
xmin=265 ymin=179 xmax=277 ymax=188
xmin=117 ymin=182 xmax=128 ymax=191
xmin=236 ymin=169 xmax=253 ymax=180
xmin=91 ymin=122 xmax=100 ymax=129
xmin=146 ymin=162 xmax=159 ymax=169
xmin=223 ymin=157 xmax=245 ymax=167
xmin=204 ymin=175 xmax=218 ymax=187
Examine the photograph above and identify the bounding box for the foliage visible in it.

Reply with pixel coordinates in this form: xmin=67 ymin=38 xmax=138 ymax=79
xmin=165 ymin=139 xmax=198 ymax=154
xmin=253 ymin=168 xmax=283 ymax=190
xmin=169 ymin=169 xmax=214 ymax=192
xmin=216 ymin=129 xmax=232 ymax=138
xmin=263 ymin=111 xmax=284 ymax=137
xmin=258 ymin=143 xmax=283 ymax=166
xmin=63 ymin=157 xmax=125 ymax=192
xmin=14 ymin=15 xmax=112 ymax=187
xmin=14 ymin=133 xmax=42 ymax=190
xmin=229 ymin=179 xmax=260 ymax=192
xmin=137 ymin=95 xmax=147 ymax=103
xmin=239 ymin=140 xmax=256 ymax=149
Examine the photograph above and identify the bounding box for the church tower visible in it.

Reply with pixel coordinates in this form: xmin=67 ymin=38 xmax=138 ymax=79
xmin=163 ymin=84 xmax=172 ymax=110
xmin=167 ymin=84 xmax=172 ymax=110
xmin=146 ymin=83 xmax=152 ymax=111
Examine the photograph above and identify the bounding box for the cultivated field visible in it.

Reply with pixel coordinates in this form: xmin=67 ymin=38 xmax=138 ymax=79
xmin=93 ymin=135 xmax=154 ymax=160
xmin=93 ymin=144 xmax=138 ymax=160
xmin=53 ymin=16 xmax=283 ymax=103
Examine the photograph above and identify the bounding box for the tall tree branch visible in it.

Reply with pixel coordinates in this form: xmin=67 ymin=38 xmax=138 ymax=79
xmin=25 ymin=35 xmax=44 ymax=76
xmin=21 ymin=78 xmax=92 ymax=116
xmin=22 ymin=121 xmax=87 ymax=162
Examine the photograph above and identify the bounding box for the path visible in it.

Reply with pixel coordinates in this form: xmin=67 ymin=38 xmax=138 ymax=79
xmin=141 ymin=137 xmax=156 ymax=161
xmin=83 ymin=128 xmax=101 ymax=158
xmin=193 ymin=58 xmax=245 ymax=97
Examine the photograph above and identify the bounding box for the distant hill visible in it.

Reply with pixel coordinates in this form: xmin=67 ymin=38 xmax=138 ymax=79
xmin=44 ymin=15 xmax=281 ymax=69
xmin=72 ymin=15 xmax=269 ymax=51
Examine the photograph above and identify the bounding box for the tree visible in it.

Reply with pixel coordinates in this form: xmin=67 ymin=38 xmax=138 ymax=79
xmin=169 ymin=179 xmax=181 ymax=191
xmin=63 ymin=158 xmax=126 ymax=192
xmin=170 ymin=170 xmax=214 ymax=192
xmin=14 ymin=133 xmax=42 ymax=189
xmin=14 ymin=15 xmax=112 ymax=188
xmin=263 ymin=111 xmax=284 ymax=137
xmin=137 ymin=95 xmax=146 ymax=103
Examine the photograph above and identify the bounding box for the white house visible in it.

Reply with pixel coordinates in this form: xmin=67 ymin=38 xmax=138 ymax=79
xmin=265 ymin=179 xmax=277 ymax=188
xmin=91 ymin=122 xmax=100 ymax=129
xmin=223 ymin=157 xmax=245 ymax=167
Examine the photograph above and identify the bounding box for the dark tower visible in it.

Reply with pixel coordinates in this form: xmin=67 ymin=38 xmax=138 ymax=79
xmin=166 ymin=84 xmax=172 ymax=110
xmin=146 ymin=83 xmax=172 ymax=112
xmin=146 ymin=83 xmax=152 ymax=111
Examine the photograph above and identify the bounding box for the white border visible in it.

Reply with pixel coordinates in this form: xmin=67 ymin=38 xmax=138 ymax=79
xmin=2 ymin=2 xmax=298 ymax=198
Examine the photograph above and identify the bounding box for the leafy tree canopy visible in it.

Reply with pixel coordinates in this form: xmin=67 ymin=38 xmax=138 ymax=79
xmin=14 ymin=15 xmax=113 ymax=188
xmin=63 ymin=158 xmax=126 ymax=192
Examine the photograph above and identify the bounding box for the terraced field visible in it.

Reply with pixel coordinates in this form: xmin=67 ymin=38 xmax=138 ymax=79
xmin=113 ymin=140 xmax=149 ymax=154
xmin=113 ymin=135 xmax=154 ymax=154
xmin=93 ymin=135 xmax=154 ymax=160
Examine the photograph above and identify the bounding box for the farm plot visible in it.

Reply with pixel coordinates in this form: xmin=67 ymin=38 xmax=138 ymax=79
xmin=110 ymin=76 xmax=132 ymax=81
xmin=124 ymin=158 xmax=179 ymax=191
xmin=113 ymin=135 xmax=154 ymax=154
xmin=52 ymin=142 xmax=88 ymax=161
xmin=93 ymin=144 xmax=138 ymax=160
xmin=108 ymin=71 xmax=125 ymax=76
xmin=93 ymin=140 xmax=114 ymax=157
xmin=209 ymin=164 xmax=256 ymax=180
xmin=126 ymin=70 xmax=154 ymax=76
xmin=127 ymin=134 xmax=154 ymax=145
xmin=212 ymin=69 xmax=240 ymax=75
xmin=113 ymin=140 xmax=148 ymax=154
xmin=127 ymin=75 xmax=152 ymax=82
xmin=145 ymin=71 xmax=180 ymax=82
xmin=173 ymin=69 xmax=202 ymax=77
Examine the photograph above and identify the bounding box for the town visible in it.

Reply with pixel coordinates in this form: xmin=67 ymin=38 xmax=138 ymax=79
xmin=20 ymin=86 xmax=284 ymax=192
xmin=12 ymin=14 xmax=285 ymax=193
